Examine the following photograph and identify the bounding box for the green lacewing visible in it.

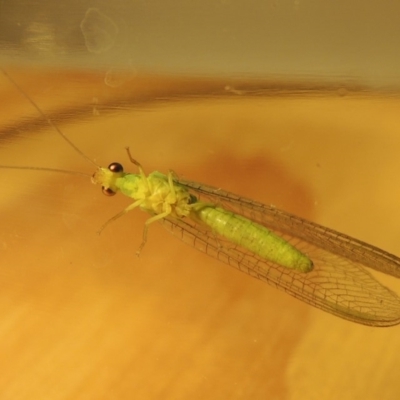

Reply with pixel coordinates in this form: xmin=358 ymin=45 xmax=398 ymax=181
xmin=1 ymin=68 xmax=400 ymax=327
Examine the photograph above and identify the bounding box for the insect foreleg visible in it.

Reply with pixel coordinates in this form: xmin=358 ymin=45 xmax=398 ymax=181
xmin=98 ymin=198 xmax=145 ymax=234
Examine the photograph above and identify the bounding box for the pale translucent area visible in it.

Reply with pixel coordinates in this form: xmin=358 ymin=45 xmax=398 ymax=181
xmin=1 ymin=1 xmax=400 ymax=85
xmin=0 ymin=68 xmax=400 ymax=398
xmin=80 ymin=8 xmax=119 ymax=54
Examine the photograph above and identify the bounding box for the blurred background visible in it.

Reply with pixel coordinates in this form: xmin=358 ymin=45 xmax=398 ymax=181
xmin=1 ymin=1 xmax=400 ymax=399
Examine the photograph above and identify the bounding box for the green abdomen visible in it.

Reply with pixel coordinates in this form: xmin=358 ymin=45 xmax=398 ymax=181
xmin=191 ymin=204 xmax=312 ymax=272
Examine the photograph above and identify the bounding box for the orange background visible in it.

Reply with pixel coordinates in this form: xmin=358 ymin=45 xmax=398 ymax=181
xmin=1 ymin=68 xmax=400 ymax=399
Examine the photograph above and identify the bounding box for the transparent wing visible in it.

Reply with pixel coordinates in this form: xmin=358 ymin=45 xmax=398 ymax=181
xmin=179 ymin=179 xmax=400 ymax=278
xmin=158 ymin=178 xmax=400 ymax=327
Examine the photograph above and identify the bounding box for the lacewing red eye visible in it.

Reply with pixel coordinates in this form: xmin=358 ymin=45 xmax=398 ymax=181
xmin=102 ymin=186 xmax=116 ymax=196
xmin=108 ymin=162 xmax=123 ymax=173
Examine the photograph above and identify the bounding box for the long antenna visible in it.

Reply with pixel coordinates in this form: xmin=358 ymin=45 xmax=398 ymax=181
xmin=0 ymin=165 xmax=91 ymax=177
xmin=1 ymin=68 xmax=99 ymax=168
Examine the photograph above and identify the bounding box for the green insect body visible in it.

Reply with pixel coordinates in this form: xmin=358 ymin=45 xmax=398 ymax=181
xmin=189 ymin=203 xmax=313 ymax=272
xmin=93 ymin=161 xmax=312 ymax=272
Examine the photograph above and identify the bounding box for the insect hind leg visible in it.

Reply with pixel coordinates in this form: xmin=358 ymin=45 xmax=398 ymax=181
xmin=98 ymin=199 xmax=144 ymax=234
